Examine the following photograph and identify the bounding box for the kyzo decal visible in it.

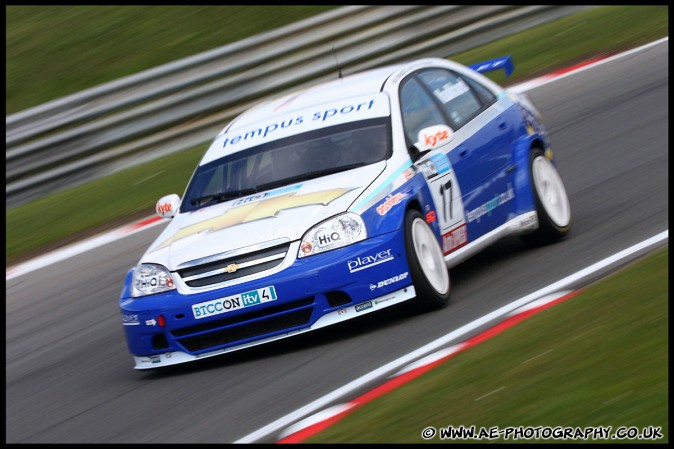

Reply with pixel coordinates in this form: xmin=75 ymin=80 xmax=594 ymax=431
xmin=154 ymin=188 xmax=354 ymax=250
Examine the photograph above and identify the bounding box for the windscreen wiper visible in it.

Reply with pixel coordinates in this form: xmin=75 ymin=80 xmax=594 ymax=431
xmin=190 ymin=188 xmax=258 ymax=206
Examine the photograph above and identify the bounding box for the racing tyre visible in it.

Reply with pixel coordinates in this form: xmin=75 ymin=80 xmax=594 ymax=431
xmin=521 ymin=147 xmax=572 ymax=247
xmin=402 ymin=209 xmax=450 ymax=313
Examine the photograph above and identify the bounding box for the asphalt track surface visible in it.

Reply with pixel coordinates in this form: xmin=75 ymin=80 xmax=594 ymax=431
xmin=6 ymin=40 xmax=668 ymax=443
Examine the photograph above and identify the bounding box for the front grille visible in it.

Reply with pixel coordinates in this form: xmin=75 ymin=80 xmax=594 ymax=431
xmin=177 ymin=243 xmax=289 ymax=287
xmin=174 ymin=304 xmax=314 ymax=352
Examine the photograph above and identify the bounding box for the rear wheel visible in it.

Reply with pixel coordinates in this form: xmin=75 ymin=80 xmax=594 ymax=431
xmin=402 ymin=209 xmax=450 ymax=313
xmin=521 ymin=148 xmax=572 ymax=246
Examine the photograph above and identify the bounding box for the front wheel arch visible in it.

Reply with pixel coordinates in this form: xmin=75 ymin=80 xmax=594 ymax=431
xmin=401 ymin=208 xmax=451 ymax=314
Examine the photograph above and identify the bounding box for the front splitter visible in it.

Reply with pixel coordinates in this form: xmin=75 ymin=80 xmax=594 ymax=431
xmin=133 ymin=285 xmax=416 ymax=369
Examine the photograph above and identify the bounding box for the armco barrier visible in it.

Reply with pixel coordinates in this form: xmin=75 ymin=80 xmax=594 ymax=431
xmin=5 ymin=5 xmax=592 ymax=207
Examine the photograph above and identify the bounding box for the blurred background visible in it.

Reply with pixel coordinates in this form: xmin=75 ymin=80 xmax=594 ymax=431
xmin=6 ymin=5 xmax=667 ymax=266
xmin=6 ymin=5 xmax=668 ymax=444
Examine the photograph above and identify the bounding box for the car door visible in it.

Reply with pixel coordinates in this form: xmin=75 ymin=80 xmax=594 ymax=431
xmin=399 ymin=76 xmax=467 ymax=254
xmin=400 ymin=68 xmax=517 ymax=249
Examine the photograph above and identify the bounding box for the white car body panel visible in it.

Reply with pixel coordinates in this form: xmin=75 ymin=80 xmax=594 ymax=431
xmin=143 ymin=162 xmax=386 ymax=270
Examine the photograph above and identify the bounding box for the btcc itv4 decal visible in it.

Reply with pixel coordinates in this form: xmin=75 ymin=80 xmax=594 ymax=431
xmin=192 ymin=286 xmax=277 ymax=319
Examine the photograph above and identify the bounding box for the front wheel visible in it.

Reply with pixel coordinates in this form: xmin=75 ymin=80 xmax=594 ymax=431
xmin=402 ymin=209 xmax=450 ymax=313
xmin=521 ymin=148 xmax=572 ymax=247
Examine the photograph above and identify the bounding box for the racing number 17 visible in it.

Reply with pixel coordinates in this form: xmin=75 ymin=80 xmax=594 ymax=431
xmin=439 ymin=180 xmax=453 ymax=222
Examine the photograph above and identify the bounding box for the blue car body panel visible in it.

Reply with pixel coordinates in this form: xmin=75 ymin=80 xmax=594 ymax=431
xmin=119 ymin=55 xmax=566 ymax=369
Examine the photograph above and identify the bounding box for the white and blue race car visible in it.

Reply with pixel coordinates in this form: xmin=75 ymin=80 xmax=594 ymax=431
xmin=120 ymin=56 xmax=571 ymax=369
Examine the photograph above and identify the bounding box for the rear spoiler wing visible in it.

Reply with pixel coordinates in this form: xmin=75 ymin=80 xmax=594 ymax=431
xmin=469 ymin=55 xmax=514 ymax=77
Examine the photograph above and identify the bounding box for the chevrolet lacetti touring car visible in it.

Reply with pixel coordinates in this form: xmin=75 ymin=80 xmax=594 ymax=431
xmin=119 ymin=56 xmax=571 ymax=369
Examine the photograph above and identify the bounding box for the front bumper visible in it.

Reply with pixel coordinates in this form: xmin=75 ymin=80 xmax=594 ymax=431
xmin=120 ymin=229 xmax=414 ymax=369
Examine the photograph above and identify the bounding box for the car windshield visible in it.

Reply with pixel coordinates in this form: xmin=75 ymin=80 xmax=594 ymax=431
xmin=181 ymin=117 xmax=392 ymax=212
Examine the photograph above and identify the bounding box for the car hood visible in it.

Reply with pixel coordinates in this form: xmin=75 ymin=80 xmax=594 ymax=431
xmin=142 ymin=162 xmax=385 ymax=270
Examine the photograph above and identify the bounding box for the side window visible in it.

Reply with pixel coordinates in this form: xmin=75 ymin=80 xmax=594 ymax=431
xmin=417 ymin=69 xmax=485 ymax=129
xmin=400 ymin=77 xmax=448 ymax=145
xmin=463 ymin=75 xmax=497 ymax=105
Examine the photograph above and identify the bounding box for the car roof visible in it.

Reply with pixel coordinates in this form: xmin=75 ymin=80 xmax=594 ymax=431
xmin=221 ymin=56 xmax=497 ymax=135
xmin=199 ymin=57 xmax=480 ymax=165
xmin=227 ymin=63 xmax=406 ymax=131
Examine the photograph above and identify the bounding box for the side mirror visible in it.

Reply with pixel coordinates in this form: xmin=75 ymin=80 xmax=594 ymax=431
xmin=416 ymin=125 xmax=454 ymax=153
xmin=156 ymin=194 xmax=181 ymax=219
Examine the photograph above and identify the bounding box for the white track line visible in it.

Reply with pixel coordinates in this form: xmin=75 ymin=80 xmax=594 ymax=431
xmin=234 ymin=230 xmax=667 ymax=443
xmin=6 ymin=217 xmax=166 ymax=280
xmin=508 ymin=36 xmax=668 ymax=93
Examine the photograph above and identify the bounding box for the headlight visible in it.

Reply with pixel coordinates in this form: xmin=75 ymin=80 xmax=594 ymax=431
xmin=298 ymin=213 xmax=367 ymax=258
xmin=132 ymin=263 xmax=176 ymax=297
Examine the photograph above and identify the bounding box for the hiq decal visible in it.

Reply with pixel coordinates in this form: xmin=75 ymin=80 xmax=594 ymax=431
xmin=316 ymin=231 xmax=341 ymax=247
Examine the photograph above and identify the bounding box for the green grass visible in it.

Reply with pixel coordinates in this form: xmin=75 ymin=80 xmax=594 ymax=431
xmin=6 ymin=5 xmax=337 ymax=114
xmin=6 ymin=145 xmax=205 ymax=262
xmin=306 ymin=248 xmax=669 ymax=444
xmin=5 ymin=5 xmax=669 ymax=264
xmin=449 ymin=5 xmax=669 ymax=86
